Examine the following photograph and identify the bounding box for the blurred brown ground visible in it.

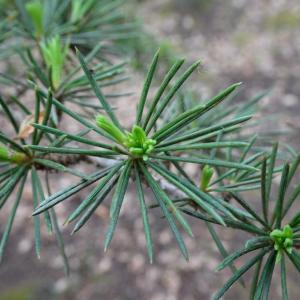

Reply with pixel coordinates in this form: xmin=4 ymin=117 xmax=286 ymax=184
xmin=1 ymin=0 xmax=300 ymax=299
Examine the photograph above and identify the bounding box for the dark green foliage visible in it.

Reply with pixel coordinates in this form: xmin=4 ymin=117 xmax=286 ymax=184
xmin=0 ymin=1 xmax=298 ymax=299
xmin=1 ymin=0 xmax=139 ymax=58
xmin=29 ymin=51 xmax=252 ymax=259
xmin=187 ymin=150 xmax=300 ymax=299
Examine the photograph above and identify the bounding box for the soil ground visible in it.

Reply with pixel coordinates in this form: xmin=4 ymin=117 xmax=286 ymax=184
xmin=1 ymin=1 xmax=300 ymax=299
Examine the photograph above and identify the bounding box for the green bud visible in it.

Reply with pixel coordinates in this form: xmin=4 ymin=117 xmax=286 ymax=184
xmin=96 ymin=115 xmax=126 ymax=144
xmin=40 ymin=35 xmax=68 ymax=90
xmin=200 ymin=165 xmax=214 ymax=192
xmin=129 ymin=147 xmax=144 ymax=155
xmin=130 ymin=125 xmax=147 ymax=147
xmin=283 ymin=224 xmax=293 ymax=238
xmin=0 ymin=146 xmax=9 ymax=162
xmin=95 ymin=117 xmax=156 ymax=159
xmin=0 ymin=146 xmax=27 ymax=164
xmin=124 ymin=125 xmax=156 ymax=158
xmin=270 ymin=225 xmax=294 ymax=263
xmin=284 ymin=238 xmax=293 ymax=249
xmin=270 ymin=229 xmax=285 ymax=239
xmin=25 ymin=0 xmax=43 ymax=38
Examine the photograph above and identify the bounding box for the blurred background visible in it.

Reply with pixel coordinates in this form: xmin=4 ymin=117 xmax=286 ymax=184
xmin=1 ymin=0 xmax=300 ymax=299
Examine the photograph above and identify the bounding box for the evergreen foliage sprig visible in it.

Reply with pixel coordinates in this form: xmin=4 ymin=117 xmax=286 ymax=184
xmin=0 ymin=1 xmax=298 ymax=299
xmin=27 ymin=51 xmax=255 ymax=261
